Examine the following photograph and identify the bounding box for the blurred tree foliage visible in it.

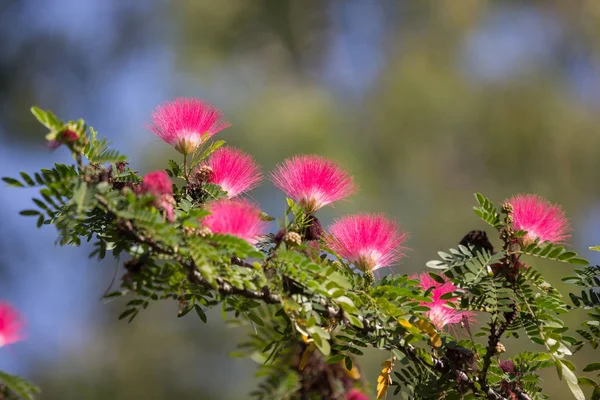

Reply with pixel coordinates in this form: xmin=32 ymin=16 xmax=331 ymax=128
xmin=3 ymin=1 xmax=600 ymax=399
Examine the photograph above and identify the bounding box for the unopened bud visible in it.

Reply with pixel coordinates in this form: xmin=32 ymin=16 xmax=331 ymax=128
xmin=305 ymin=217 xmax=324 ymax=241
xmin=274 ymin=228 xmax=286 ymax=244
xmin=194 ymin=165 xmax=214 ymax=184
xmin=496 ymin=342 xmax=506 ymax=354
xmin=183 ymin=226 xmax=197 ymax=236
xmin=284 ymin=231 xmax=302 ymax=246
xmin=197 ymin=226 xmax=212 ymax=237
xmin=364 ymin=270 xmax=375 ymax=287
xmin=62 ymin=129 xmax=79 ymax=142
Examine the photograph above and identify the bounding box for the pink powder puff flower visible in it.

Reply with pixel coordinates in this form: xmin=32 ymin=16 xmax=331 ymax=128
xmin=346 ymin=389 xmax=370 ymax=400
xmin=0 ymin=302 xmax=25 ymax=348
xmin=326 ymin=214 xmax=407 ymax=272
xmin=199 ymin=146 xmax=262 ymax=197
xmin=507 ymin=194 xmax=570 ymax=245
xmin=147 ymin=98 xmax=231 ymax=155
xmin=203 ymin=199 xmax=266 ymax=245
xmin=270 ymin=155 xmax=357 ymax=213
xmin=415 ymin=273 xmax=474 ymax=330
xmin=141 ymin=171 xmax=173 ymax=196
xmin=139 ymin=171 xmax=176 ymax=222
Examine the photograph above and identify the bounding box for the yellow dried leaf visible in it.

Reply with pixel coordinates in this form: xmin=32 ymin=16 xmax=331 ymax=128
xmin=299 ymin=343 xmax=317 ymax=371
xmin=398 ymin=318 xmax=411 ymax=328
xmin=376 ymin=357 xmax=395 ymax=400
xmin=414 ymin=318 xmax=442 ymax=348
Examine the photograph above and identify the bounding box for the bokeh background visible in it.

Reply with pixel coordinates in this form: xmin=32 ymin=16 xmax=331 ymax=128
xmin=2 ymin=1 xmax=600 ymax=398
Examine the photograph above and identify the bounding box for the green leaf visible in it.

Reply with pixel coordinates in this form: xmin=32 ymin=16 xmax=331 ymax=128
xmin=197 ymin=140 xmax=226 ymax=162
xmin=439 ymin=292 xmax=459 ymax=300
xmin=578 ymin=377 xmax=598 ymax=387
xmin=326 ymin=354 xmax=345 ymax=364
xmin=520 ymin=242 xmax=589 ymax=265
xmin=428 ymin=272 xmax=446 ymax=283
xmin=248 ymin=312 xmax=264 ymax=327
xmin=194 ymin=305 xmax=207 ymax=323
xmin=20 ymin=172 xmax=35 ymax=186
xmin=19 ymin=210 xmax=40 ymax=216
xmin=308 ymin=325 xmax=331 ymax=356
xmin=259 ymin=212 xmax=276 ymax=222
xmin=31 ymin=106 xmax=61 ymax=130
xmin=118 ymin=308 xmax=137 ymax=320
xmin=569 ymin=258 xmax=590 ymax=266
xmin=473 ymin=193 xmax=502 ymax=228
xmin=584 ymin=362 xmax=600 ymax=372
xmin=344 ymin=356 xmax=353 ymax=371
xmin=2 ymin=177 xmax=24 ymax=187
xmin=0 ymin=371 xmax=41 ymax=400
xmin=72 ymin=182 xmax=89 ymax=214
xmin=560 ymin=361 xmax=585 ymax=400
xmin=346 ymin=314 xmax=363 ymax=329
xmin=336 ymin=296 xmax=358 ymax=313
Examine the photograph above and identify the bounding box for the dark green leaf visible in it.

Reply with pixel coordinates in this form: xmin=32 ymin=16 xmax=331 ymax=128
xmin=344 ymin=356 xmax=353 ymax=371
xmin=194 ymin=305 xmax=207 ymax=323
xmin=19 ymin=210 xmax=40 ymax=216
xmin=2 ymin=177 xmax=24 ymax=187
xmin=326 ymin=354 xmax=345 ymax=364
xmin=584 ymin=363 xmax=600 ymax=372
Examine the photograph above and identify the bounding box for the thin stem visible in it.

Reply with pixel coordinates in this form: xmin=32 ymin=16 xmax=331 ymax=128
xmin=183 ymin=153 xmax=188 ymax=180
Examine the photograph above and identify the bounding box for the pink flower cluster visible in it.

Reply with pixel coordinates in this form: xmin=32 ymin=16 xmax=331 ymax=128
xmin=507 ymin=194 xmax=570 ymax=245
xmin=203 ymin=199 xmax=266 ymax=245
xmin=147 ymin=98 xmax=230 ymax=155
xmin=414 ymin=273 xmax=473 ymax=330
xmin=139 ymin=171 xmax=176 ymax=222
xmin=269 ymin=153 xmax=407 ymax=272
xmin=326 ymin=214 xmax=408 ymax=272
xmin=145 ymin=98 xmax=408 ymax=270
xmin=0 ymin=302 xmax=25 ymax=348
xmin=199 ymin=146 xmax=262 ymax=197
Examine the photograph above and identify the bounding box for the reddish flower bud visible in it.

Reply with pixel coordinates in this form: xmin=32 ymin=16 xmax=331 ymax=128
xmin=499 ymin=359 xmax=516 ymax=374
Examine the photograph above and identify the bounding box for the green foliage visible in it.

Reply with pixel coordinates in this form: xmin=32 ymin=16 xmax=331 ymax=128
xmin=520 ymin=241 xmax=589 ymax=265
xmin=83 ymin=127 xmax=127 ymax=164
xmin=5 ymin=107 xmax=600 ymax=400
xmin=473 ymin=193 xmax=503 ymax=229
xmin=0 ymin=372 xmax=41 ymax=400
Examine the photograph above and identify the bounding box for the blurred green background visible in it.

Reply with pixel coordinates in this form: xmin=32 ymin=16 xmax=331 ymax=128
xmin=1 ymin=1 xmax=600 ymax=398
